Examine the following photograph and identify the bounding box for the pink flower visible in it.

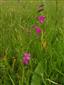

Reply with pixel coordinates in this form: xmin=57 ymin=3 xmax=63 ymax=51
xmin=32 ymin=25 xmax=41 ymax=34
xmin=23 ymin=52 xmax=31 ymax=65
xmin=38 ymin=16 xmax=45 ymax=24
xmin=36 ymin=27 xmax=41 ymax=33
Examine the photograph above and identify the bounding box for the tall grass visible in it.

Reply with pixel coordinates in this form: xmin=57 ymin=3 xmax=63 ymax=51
xmin=0 ymin=0 xmax=64 ymax=85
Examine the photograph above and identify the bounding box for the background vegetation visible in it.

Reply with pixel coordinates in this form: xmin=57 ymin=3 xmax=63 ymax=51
xmin=0 ymin=0 xmax=64 ymax=85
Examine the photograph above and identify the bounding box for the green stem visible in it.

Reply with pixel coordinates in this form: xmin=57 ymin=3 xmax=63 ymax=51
xmin=22 ymin=65 xmax=24 ymax=85
xmin=8 ymin=74 xmax=15 ymax=85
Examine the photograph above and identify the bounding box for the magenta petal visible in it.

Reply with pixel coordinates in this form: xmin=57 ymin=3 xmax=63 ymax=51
xmin=22 ymin=52 xmax=31 ymax=65
xmin=24 ymin=52 xmax=30 ymax=58
xmin=26 ymin=56 xmax=30 ymax=60
xmin=23 ymin=59 xmax=29 ymax=65
xmin=36 ymin=28 xmax=41 ymax=33
xmin=35 ymin=26 xmax=41 ymax=33
xmin=23 ymin=57 xmax=29 ymax=65
xmin=38 ymin=16 xmax=45 ymax=24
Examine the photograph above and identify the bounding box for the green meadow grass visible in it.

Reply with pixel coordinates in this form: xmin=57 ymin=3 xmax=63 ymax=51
xmin=0 ymin=0 xmax=64 ymax=85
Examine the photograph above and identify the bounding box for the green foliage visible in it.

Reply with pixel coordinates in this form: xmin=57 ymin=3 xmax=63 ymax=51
xmin=0 ymin=0 xmax=64 ymax=85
